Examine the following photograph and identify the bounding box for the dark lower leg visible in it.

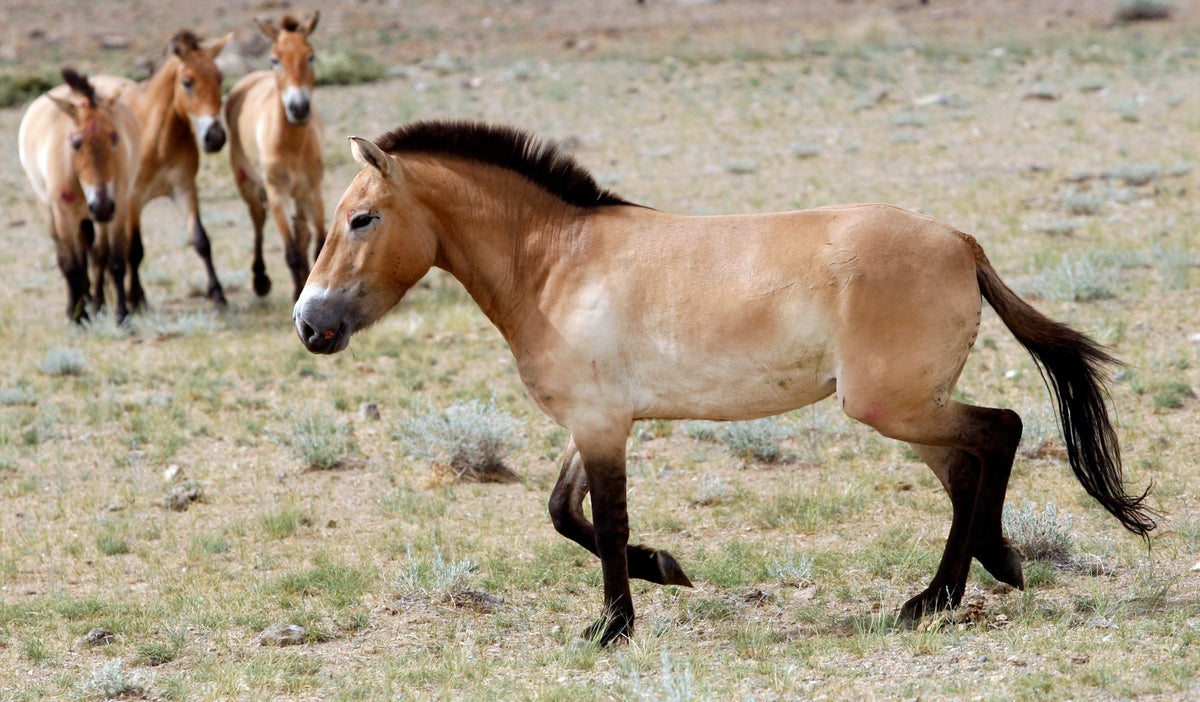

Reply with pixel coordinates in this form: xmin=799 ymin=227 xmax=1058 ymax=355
xmin=549 ymin=446 xmax=692 ymax=587
xmin=128 ymin=227 xmax=145 ymax=311
xmin=192 ymin=219 xmax=226 ymax=305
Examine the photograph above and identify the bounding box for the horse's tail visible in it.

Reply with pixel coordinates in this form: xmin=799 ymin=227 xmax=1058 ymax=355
xmin=971 ymin=240 xmax=1156 ymax=538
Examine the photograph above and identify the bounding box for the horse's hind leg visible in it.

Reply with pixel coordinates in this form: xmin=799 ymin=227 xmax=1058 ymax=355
xmin=549 ymin=440 xmax=693 ymax=587
xmin=182 ymin=187 xmax=226 ymax=305
xmin=909 ymin=444 xmax=1024 ymax=605
xmin=869 ymin=403 xmax=1022 ymax=618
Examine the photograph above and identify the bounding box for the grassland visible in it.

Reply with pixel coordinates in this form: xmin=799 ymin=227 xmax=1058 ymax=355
xmin=1 ymin=2 xmax=1198 ymax=699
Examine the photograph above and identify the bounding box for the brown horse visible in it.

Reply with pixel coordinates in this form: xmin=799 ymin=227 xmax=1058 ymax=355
xmin=292 ymin=121 xmax=1156 ymax=644
xmin=92 ymin=30 xmax=232 ymax=310
xmin=18 ymin=68 xmax=140 ymax=323
xmin=226 ymin=11 xmax=326 ymax=301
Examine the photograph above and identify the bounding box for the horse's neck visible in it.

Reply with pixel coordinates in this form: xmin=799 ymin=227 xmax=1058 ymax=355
xmin=423 ymin=164 xmax=575 ymax=334
xmin=134 ymin=59 xmax=186 ymax=138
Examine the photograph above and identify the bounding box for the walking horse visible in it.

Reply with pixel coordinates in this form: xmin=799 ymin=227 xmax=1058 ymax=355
xmin=92 ymin=30 xmax=232 ymax=310
xmin=226 ymin=11 xmax=326 ymax=301
xmin=293 ymin=121 xmax=1156 ymax=644
xmin=19 ymin=68 xmax=140 ymax=323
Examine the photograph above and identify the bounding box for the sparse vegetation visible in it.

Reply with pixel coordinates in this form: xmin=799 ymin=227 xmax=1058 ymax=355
xmin=397 ymin=397 xmax=522 ymax=482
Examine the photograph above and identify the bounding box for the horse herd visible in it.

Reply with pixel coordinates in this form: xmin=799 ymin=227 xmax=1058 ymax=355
xmin=16 ymin=10 xmax=1158 ymax=645
xmin=17 ymin=12 xmax=323 ymax=323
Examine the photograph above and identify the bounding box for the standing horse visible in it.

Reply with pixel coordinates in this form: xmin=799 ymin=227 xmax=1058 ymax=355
xmin=92 ymin=30 xmax=232 ymax=310
xmin=225 ymin=11 xmax=326 ymax=300
xmin=292 ymin=121 xmax=1156 ymax=644
xmin=18 ymin=68 xmax=140 ymax=323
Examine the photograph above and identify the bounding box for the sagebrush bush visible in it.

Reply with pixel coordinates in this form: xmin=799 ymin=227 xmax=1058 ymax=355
xmin=717 ymin=417 xmax=791 ymax=464
xmin=1003 ymin=501 xmax=1075 ymax=563
xmin=1027 ymin=254 xmax=1118 ymax=302
xmin=286 ymin=410 xmax=355 ymax=470
xmin=41 ymin=347 xmax=85 ymax=376
xmin=394 ymin=546 xmax=478 ymax=602
xmin=398 ymin=397 xmax=521 ymax=482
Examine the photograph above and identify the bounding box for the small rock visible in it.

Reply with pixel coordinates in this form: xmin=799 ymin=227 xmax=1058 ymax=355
xmin=254 ymin=623 xmax=307 ymax=647
xmin=1191 ymin=560 xmax=1200 ymax=572
xmin=163 ymin=464 xmax=183 ymax=482
xmin=78 ymin=627 xmax=115 ymax=647
xmin=165 ymin=486 xmax=202 ymax=512
xmin=1189 ymin=333 xmax=1200 ymax=344
xmin=359 ymin=402 xmax=381 ymax=421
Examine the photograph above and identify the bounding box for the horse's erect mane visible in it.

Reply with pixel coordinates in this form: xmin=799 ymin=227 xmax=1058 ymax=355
xmin=373 ymin=120 xmax=631 ymax=208
xmin=279 ymin=14 xmax=301 ymax=32
xmin=61 ymin=67 xmax=97 ymax=107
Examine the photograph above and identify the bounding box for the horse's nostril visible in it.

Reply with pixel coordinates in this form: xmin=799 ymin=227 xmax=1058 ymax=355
xmin=299 ymin=320 xmax=316 ymax=343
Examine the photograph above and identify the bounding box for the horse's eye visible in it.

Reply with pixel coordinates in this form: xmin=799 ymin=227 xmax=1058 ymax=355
xmin=308 ymin=53 xmax=315 ymax=65
xmin=349 ymin=213 xmax=378 ymax=231
xmin=110 ymin=131 xmax=119 ymax=147
xmin=181 ymin=76 xmax=195 ymax=92
xmin=70 ymin=134 xmax=84 ymax=151
xmin=270 ymin=56 xmax=281 ymax=68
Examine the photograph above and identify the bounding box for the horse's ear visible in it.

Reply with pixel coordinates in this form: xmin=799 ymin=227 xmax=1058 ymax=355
xmin=205 ymin=32 xmax=234 ymax=58
xmin=301 ymin=10 xmax=320 ymax=36
xmin=349 ymin=136 xmax=395 ymax=179
xmin=255 ymin=18 xmax=279 ymax=40
xmin=47 ymin=94 xmax=80 ymax=120
xmin=100 ymin=85 xmax=125 ymax=108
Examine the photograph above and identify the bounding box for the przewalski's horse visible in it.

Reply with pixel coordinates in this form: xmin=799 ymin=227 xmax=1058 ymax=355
xmin=292 ymin=121 xmax=1156 ymax=644
xmin=18 ymin=68 xmax=140 ymax=323
xmin=92 ymin=30 xmax=232 ymax=310
xmin=225 ymin=11 xmax=326 ymax=300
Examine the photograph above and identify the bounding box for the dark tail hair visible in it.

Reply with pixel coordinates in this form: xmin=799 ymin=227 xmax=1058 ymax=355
xmin=974 ymin=246 xmax=1156 ymax=538
xmin=60 ymin=67 xmax=97 ymax=107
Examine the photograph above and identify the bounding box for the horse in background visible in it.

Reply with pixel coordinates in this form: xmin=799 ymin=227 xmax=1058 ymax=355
xmin=92 ymin=30 xmax=232 ymax=311
xmin=226 ymin=11 xmax=326 ymax=301
xmin=18 ymin=68 xmax=140 ymax=323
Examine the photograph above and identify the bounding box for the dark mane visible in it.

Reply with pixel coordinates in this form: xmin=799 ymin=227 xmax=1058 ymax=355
xmin=169 ymin=30 xmax=203 ymax=55
xmin=60 ymin=67 xmax=97 ymax=107
xmin=280 ymin=14 xmax=301 ymax=32
xmin=373 ymin=121 xmax=631 ymax=208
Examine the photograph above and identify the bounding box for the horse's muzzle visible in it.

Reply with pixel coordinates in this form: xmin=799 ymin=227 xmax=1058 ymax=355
xmin=88 ymin=195 xmax=116 ymax=223
xmin=293 ymin=291 xmax=351 ymax=354
xmin=295 ymin=316 xmax=348 ymax=354
xmin=202 ymin=122 xmax=226 ymax=153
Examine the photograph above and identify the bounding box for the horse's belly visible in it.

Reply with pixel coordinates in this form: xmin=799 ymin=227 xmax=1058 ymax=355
xmin=631 ymin=349 xmax=838 ymax=421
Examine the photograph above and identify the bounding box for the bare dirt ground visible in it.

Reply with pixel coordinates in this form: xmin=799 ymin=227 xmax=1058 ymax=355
xmin=3 ymin=0 xmax=1197 ymax=77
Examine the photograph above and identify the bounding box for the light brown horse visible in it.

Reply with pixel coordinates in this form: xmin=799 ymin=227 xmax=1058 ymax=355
xmin=226 ymin=11 xmax=326 ymax=301
xmin=18 ymin=68 xmax=140 ymax=323
xmin=92 ymin=30 xmax=232 ymax=310
xmin=292 ymin=121 xmax=1156 ymax=644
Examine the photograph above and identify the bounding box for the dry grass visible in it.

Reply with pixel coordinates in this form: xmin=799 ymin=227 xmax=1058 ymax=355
xmin=1 ymin=2 xmax=1199 ymax=700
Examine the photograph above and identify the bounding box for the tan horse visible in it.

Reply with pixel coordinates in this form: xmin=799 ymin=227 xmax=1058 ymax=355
xmin=18 ymin=68 xmax=140 ymax=323
xmin=226 ymin=11 xmax=326 ymax=300
xmin=92 ymin=30 xmax=232 ymax=310
xmin=293 ymin=121 xmax=1156 ymax=644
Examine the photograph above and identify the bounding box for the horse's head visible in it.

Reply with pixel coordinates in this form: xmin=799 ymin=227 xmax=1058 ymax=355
xmin=50 ymin=69 xmax=129 ymax=223
xmin=256 ymin=11 xmax=319 ymax=126
xmin=169 ymin=30 xmax=231 ymax=153
xmin=294 ymin=136 xmax=437 ymax=354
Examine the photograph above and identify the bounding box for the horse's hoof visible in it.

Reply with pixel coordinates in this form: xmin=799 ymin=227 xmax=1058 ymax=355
xmin=976 ymin=543 xmax=1024 ymax=590
xmin=654 ymin=549 xmax=694 ymax=588
xmin=253 ymin=274 xmax=272 ymax=297
xmin=209 ymin=286 xmax=228 ymax=306
xmin=900 ymin=586 xmax=958 ymax=620
xmin=580 ymin=614 xmax=632 ymax=647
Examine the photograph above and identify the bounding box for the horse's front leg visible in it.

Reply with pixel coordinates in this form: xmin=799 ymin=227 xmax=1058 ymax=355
xmin=573 ymin=432 xmax=635 ymax=645
xmin=181 ymin=186 xmax=226 ymax=305
xmin=549 ymin=439 xmax=693 ymax=587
